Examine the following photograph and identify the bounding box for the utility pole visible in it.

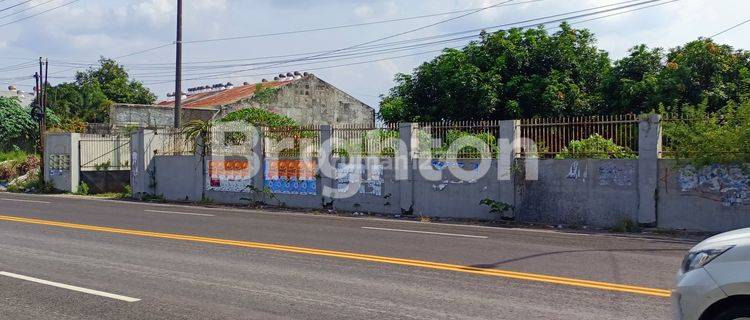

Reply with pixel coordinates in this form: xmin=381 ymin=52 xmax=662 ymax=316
xmin=173 ymin=0 xmax=183 ymax=128
xmin=41 ymin=58 xmax=48 ymax=179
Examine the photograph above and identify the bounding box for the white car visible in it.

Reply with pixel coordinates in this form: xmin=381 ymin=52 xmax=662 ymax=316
xmin=673 ymin=227 xmax=750 ymax=320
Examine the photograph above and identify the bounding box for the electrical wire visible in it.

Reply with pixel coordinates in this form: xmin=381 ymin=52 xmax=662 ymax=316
xmin=0 ymin=0 xmax=57 ymax=20
xmin=0 ymin=0 xmax=31 ymax=13
xmin=709 ymin=17 xmax=750 ymax=38
xmin=0 ymin=0 xmax=79 ymax=28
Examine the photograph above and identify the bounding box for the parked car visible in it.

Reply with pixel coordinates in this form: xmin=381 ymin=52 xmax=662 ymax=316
xmin=673 ymin=227 xmax=750 ymax=320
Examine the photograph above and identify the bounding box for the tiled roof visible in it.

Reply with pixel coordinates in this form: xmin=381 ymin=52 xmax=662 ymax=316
xmin=158 ymin=80 xmax=292 ymax=109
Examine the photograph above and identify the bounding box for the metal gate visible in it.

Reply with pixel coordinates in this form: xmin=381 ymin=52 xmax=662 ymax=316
xmin=78 ymin=134 xmax=131 ymax=193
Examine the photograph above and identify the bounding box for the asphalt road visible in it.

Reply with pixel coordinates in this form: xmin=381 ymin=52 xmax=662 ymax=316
xmin=0 ymin=192 xmax=695 ymax=319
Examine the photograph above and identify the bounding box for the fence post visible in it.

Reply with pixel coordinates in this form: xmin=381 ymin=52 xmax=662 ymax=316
xmin=44 ymin=132 xmax=80 ymax=193
xmin=130 ymin=129 xmax=157 ymax=198
xmin=498 ymin=120 xmax=519 ymax=214
xmin=251 ymin=127 xmax=266 ymax=192
xmin=319 ymin=125 xmax=334 ymax=202
xmin=398 ymin=123 xmax=417 ymax=213
xmin=638 ymin=114 xmax=662 ymax=226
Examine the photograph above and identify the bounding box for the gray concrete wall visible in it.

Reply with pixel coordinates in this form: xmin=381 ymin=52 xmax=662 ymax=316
xmin=412 ymin=160 xmax=501 ymax=220
xmin=657 ymin=160 xmax=750 ymax=232
xmin=515 ymin=159 xmax=639 ymax=228
xmin=110 ymin=104 xmax=215 ymax=129
xmin=331 ymin=158 xmax=401 ymax=215
xmin=153 ymin=155 xmax=203 ymax=202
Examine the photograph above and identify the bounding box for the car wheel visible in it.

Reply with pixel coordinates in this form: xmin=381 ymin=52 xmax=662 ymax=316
xmin=713 ymin=305 xmax=750 ymax=320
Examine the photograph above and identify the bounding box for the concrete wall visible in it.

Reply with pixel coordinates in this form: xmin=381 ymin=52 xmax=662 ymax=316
xmin=153 ymin=155 xmax=203 ymax=202
xmin=516 ymin=159 xmax=639 ymax=228
xmin=412 ymin=160 xmax=502 ymax=220
xmin=110 ymin=104 xmax=215 ymax=129
xmin=657 ymin=161 xmax=750 ymax=232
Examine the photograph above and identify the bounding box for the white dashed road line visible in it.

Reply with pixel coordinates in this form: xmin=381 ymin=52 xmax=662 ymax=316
xmin=0 ymin=271 xmax=140 ymax=302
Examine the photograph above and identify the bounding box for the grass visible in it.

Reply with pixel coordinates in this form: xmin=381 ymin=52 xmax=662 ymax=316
xmin=0 ymin=150 xmax=29 ymax=163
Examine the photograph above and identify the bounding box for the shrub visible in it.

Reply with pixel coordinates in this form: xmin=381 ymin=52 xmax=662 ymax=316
xmin=556 ymin=134 xmax=636 ymax=159
xmin=662 ymin=100 xmax=750 ymax=167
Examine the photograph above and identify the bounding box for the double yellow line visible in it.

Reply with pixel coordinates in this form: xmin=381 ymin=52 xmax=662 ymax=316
xmin=0 ymin=214 xmax=671 ymax=298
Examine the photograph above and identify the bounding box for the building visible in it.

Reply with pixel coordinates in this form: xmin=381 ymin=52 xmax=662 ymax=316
xmin=110 ymin=73 xmax=375 ymax=128
xmin=1 ymin=85 xmax=36 ymax=107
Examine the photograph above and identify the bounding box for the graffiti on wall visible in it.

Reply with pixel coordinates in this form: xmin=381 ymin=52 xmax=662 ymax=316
xmin=336 ymin=163 xmax=383 ymax=196
xmin=598 ymin=163 xmax=634 ymax=186
xmin=678 ymin=164 xmax=749 ymax=207
xmin=264 ymin=159 xmax=318 ymax=195
xmin=207 ymin=158 xmax=252 ymax=192
xmin=567 ymin=161 xmax=584 ymax=181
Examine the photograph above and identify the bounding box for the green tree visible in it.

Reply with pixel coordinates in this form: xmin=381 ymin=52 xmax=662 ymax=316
xmin=380 ymin=23 xmax=611 ymax=122
xmin=603 ymin=45 xmax=664 ymax=114
xmin=46 ymin=57 xmax=157 ymax=125
xmin=655 ymin=39 xmax=750 ymax=113
xmin=0 ymin=97 xmax=59 ymax=152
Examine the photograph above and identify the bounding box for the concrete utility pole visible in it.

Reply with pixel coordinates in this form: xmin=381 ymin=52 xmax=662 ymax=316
xmin=173 ymin=0 xmax=183 ymax=128
xmin=41 ymin=58 xmax=48 ymax=179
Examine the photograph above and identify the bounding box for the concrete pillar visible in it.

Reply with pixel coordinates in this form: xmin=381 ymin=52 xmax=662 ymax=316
xmin=251 ymin=127 xmax=266 ymax=191
xmin=398 ymin=123 xmax=417 ymax=212
xmin=44 ymin=133 xmax=80 ymax=193
xmin=319 ymin=125 xmax=334 ymax=200
xmin=638 ymin=114 xmax=662 ymax=226
xmin=130 ymin=129 xmax=157 ymax=198
xmin=497 ymin=120 xmax=518 ymax=212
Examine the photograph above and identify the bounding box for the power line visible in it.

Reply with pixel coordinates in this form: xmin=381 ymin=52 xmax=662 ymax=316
xmin=0 ymin=0 xmax=31 ymax=13
xmin=143 ymin=0 xmax=673 ymax=80
xmin=709 ymin=17 xmax=750 ymax=38
xmin=0 ymin=0 xmax=57 ymax=20
xmin=183 ymin=0 xmax=544 ymax=44
xmin=138 ymin=0 xmax=680 ymax=85
xmin=258 ymin=0 xmax=519 ymax=71
xmin=0 ymin=0 xmax=79 ymax=28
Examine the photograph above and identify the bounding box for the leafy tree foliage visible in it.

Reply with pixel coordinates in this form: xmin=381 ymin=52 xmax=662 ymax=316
xmin=46 ymin=58 xmax=156 ymax=124
xmin=380 ymin=23 xmax=611 ymax=122
xmin=0 ymin=97 xmax=59 ymax=152
xmin=380 ymin=25 xmax=750 ymax=122
xmin=220 ymin=107 xmax=300 ymax=127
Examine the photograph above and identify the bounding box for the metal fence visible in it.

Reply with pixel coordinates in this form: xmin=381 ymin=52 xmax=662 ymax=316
xmin=332 ymin=123 xmax=400 ymax=157
xmin=414 ymin=121 xmax=501 ymax=159
xmin=263 ymin=125 xmax=322 ymax=159
xmin=79 ymin=134 xmax=131 ymax=171
xmin=518 ymin=115 xmax=639 ymax=158
xmin=153 ymin=129 xmax=196 ymax=156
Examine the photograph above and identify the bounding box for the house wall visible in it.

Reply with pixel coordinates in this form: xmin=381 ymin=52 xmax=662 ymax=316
xmin=110 ymin=76 xmax=375 ymax=128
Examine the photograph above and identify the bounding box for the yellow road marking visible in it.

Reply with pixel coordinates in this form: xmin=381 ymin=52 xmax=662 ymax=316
xmin=0 ymin=214 xmax=672 ymax=298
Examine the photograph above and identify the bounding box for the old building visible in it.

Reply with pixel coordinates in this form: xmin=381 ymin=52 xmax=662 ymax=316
xmin=1 ymin=85 xmax=36 ymax=107
xmin=111 ymin=73 xmax=375 ymax=128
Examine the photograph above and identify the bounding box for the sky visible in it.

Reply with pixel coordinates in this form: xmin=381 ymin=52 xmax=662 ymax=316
xmin=1 ymin=0 xmax=749 ymax=111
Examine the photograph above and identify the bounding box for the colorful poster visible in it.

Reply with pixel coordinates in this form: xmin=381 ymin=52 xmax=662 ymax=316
xmin=264 ymin=160 xmax=318 ymax=195
xmin=206 ymin=158 xmax=253 ymax=192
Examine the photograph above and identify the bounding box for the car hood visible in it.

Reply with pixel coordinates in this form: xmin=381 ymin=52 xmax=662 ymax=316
xmin=692 ymin=227 xmax=750 ymax=252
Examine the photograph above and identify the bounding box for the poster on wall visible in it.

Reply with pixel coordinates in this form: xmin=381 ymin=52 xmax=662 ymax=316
xmin=264 ymin=159 xmax=318 ymax=195
xmin=336 ymin=163 xmax=383 ymax=196
xmin=206 ymin=158 xmax=253 ymax=192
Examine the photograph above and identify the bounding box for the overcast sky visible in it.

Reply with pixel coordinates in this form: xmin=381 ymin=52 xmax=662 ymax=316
xmin=1 ymin=0 xmax=749 ymax=110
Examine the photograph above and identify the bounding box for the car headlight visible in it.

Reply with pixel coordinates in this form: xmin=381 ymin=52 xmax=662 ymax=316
xmin=681 ymin=245 xmax=734 ymax=273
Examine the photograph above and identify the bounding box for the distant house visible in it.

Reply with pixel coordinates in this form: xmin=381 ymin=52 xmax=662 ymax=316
xmin=110 ymin=73 xmax=375 ymax=128
xmin=1 ymin=85 xmax=36 ymax=107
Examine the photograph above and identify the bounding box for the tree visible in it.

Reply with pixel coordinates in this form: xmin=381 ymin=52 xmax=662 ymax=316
xmin=380 ymin=23 xmax=611 ymax=122
xmin=603 ymin=45 xmax=664 ymax=114
xmin=46 ymin=57 xmax=157 ymax=125
xmin=655 ymin=39 xmax=750 ymax=114
xmin=0 ymin=97 xmax=59 ymax=152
